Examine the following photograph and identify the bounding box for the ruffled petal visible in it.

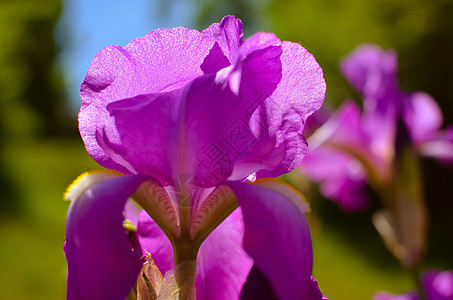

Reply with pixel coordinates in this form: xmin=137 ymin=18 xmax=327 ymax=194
xmin=251 ymin=41 xmax=326 ymax=178
xmin=227 ymin=181 xmax=326 ymax=300
xmin=79 ymin=16 xmax=244 ymax=173
xmin=108 ymin=32 xmax=283 ymax=186
xmin=183 ymin=32 xmax=282 ymax=186
xmin=201 ymin=16 xmax=244 ymax=72
xmin=196 ymin=209 xmax=253 ymax=300
xmin=64 ymin=175 xmax=147 ymax=300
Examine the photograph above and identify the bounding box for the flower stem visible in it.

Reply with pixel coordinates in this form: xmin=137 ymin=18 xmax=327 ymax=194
xmin=172 ymin=239 xmax=198 ymax=299
xmin=173 ymin=204 xmax=198 ymax=300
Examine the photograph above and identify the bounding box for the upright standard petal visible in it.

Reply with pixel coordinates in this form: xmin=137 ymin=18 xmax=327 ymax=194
xmin=79 ymin=16 xmax=244 ymax=173
xmin=201 ymin=16 xmax=244 ymax=73
xmin=64 ymin=175 xmax=147 ymax=300
xmin=108 ymin=32 xmax=283 ymax=186
xmin=251 ymin=41 xmax=326 ymax=178
xmin=227 ymin=181 xmax=326 ymax=300
xmin=183 ymin=32 xmax=282 ymax=186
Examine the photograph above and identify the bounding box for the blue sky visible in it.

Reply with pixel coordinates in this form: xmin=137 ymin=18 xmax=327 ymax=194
xmin=58 ymin=0 xmax=194 ymax=110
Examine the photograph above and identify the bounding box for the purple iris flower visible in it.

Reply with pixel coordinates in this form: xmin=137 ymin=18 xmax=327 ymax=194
xmin=372 ymin=269 xmax=453 ymax=300
xmin=300 ymin=44 xmax=453 ymax=212
xmin=64 ymin=16 xmax=327 ymax=300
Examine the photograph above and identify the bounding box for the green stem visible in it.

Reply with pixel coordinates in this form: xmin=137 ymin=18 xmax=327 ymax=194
xmin=172 ymin=242 xmax=197 ymax=300
xmin=173 ymin=202 xmax=198 ymax=299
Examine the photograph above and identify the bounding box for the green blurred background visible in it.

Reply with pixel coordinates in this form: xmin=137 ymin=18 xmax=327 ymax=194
xmin=0 ymin=0 xmax=452 ymax=298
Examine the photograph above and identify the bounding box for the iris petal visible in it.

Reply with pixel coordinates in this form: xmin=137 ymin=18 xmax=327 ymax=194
xmin=196 ymin=209 xmax=253 ymax=300
xmin=64 ymin=175 xmax=147 ymax=300
xmin=251 ymin=41 xmax=327 ymax=178
xmin=107 ymin=91 xmax=182 ymax=184
xmin=227 ymin=181 xmax=326 ymax=300
xmin=108 ymin=33 xmax=283 ymax=186
xmin=182 ymin=35 xmax=283 ymax=186
xmin=79 ymin=16 xmax=244 ymax=173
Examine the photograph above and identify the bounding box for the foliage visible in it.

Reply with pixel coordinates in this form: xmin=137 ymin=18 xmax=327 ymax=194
xmin=266 ymin=0 xmax=453 ymax=121
xmin=0 ymin=0 xmax=71 ymax=140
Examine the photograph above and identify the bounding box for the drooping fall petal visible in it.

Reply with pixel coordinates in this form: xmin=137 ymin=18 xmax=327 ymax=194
xmin=64 ymin=175 xmax=147 ymax=300
xmin=195 ymin=208 xmax=253 ymax=300
xmin=227 ymin=181 xmax=327 ymax=300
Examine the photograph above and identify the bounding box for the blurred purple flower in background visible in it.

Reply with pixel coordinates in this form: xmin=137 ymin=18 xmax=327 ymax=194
xmin=301 ymin=44 xmax=453 ymax=212
xmin=64 ymin=16 xmax=327 ymax=300
xmin=372 ymin=269 xmax=453 ymax=300
xmin=299 ymin=44 xmax=453 ymax=269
